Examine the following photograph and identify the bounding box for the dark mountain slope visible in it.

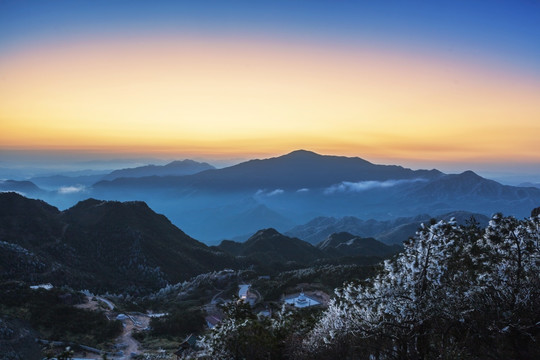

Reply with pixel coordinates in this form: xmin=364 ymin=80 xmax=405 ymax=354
xmin=0 ymin=192 xmax=62 ymax=248
xmin=0 ymin=193 xmax=93 ymax=288
xmin=217 ymin=228 xmax=326 ymax=264
xmin=60 ymin=199 xmax=233 ymax=289
xmin=0 ymin=193 xmax=235 ymax=293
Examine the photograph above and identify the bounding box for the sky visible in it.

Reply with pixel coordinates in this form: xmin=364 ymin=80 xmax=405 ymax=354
xmin=1 ymin=0 xmax=539 ymax=179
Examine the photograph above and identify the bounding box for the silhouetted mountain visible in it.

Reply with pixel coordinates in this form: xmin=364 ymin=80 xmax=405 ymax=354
xmin=317 ymin=232 xmax=401 ymax=257
xmin=0 ymin=193 xmax=235 ymax=294
xmin=217 ymin=228 xmax=326 ymax=265
xmin=0 ymin=180 xmax=44 ymax=195
xmin=94 ymin=150 xmax=442 ymax=191
xmin=102 ymin=159 xmax=215 ymax=180
xmin=287 ymin=211 xmax=490 ymax=245
xmin=28 ymin=160 xmax=212 ymax=189
xmin=24 ymin=151 xmax=540 ymax=242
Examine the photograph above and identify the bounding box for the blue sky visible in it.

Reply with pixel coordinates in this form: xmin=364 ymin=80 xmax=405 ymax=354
xmin=2 ymin=0 xmax=539 ymax=70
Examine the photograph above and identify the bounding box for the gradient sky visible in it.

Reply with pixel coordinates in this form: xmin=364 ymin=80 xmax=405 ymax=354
xmin=1 ymin=0 xmax=539 ymax=175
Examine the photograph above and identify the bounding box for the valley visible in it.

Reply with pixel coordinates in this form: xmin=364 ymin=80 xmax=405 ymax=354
xmin=0 ymin=191 xmax=386 ymax=359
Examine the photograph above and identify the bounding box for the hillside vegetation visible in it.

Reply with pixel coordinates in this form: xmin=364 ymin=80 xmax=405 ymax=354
xmin=195 ymin=213 xmax=540 ymax=360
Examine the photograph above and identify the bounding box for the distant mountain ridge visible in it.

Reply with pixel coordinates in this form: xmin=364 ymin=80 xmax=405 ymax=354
xmin=411 ymin=170 xmax=538 ymax=201
xmin=286 ymin=211 xmax=491 ymax=245
xmin=0 ymin=180 xmax=44 ymax=195
xmin=519 ymin=182 xmax=540 ymax=189
xmin=102 ymin=159 xmax=215 ymax=180
xmin=94 ymin=150 xmax=443 ymax=191
xmin=26 ymin=159 xmax=214 ymax=190
xmin=217 ymin=228 xmax=400 ymax=265
xmin=92 ymin=151 xmax=540 ymax=212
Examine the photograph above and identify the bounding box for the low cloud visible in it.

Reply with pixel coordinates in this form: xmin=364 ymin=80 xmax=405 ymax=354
xmin=255 ymin=189 xmax=285 ymax=197
xmin=58 ymin=185 xmax=87 ymax=194
xmin=324 ymin=179 xmax=427 ymax=194
xmin=267 ymin=189 xmax=284 ymax=196
xmin=296 ymin=188 xmax=310 ymax=193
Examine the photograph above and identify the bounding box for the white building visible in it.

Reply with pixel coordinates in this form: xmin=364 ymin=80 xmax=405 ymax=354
xmin=284 ymin=291 xmax=320 ymax=308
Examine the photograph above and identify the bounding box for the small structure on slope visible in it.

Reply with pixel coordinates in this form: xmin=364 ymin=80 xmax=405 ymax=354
xmin=284 ymin=291 xmax=320 ymax=308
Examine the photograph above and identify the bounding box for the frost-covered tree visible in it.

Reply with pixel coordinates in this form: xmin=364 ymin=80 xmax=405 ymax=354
xmin=197 ymin=300 xmax=277 ymax=360
xmin=196 ymin=301 xmax=318 ymax=360
xmin=466 ymin=214 xmax=540 ymax=359
xmin=306 ymin=214 xmax=540 ymax=360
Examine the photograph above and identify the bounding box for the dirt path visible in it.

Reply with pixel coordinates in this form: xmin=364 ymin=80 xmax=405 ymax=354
xmin=117 ymin=318 xmax=138 ymax=358
xmin=74 ymin=296 xmax=151 ymax=359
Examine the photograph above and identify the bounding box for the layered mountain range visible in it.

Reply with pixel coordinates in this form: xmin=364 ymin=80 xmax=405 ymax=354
xmin=0 ymin=193 xmax=399 ymax=294
xmin=93 ymin=150 xmax=442 ymax=190
xmin=26 ymin=159 xmax=215 ymax=190
xmin=286 ymin=211 xmax=490 ymax=245
xmin=2 ymin=150 xmax=539 ymax=242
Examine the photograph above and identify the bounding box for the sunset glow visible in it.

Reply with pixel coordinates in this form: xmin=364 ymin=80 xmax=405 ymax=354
xmin=1 ymin=1 xmax=539 ymax=169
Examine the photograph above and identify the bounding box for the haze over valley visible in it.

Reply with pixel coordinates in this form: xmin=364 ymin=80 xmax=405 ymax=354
xmin=2 ymin=150 xmax=539 ymax=244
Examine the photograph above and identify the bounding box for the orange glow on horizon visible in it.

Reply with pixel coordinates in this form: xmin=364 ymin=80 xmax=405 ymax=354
xmin=1 ymin=35 xmax=539 ymax=164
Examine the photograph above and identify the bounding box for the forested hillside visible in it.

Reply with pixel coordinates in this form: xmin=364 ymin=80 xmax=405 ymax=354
xmin=193 ymin=213 xmax=540 ymax=360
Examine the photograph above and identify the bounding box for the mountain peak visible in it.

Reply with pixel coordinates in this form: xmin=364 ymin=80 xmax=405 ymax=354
xmin=251 ymin=228 xmax=281 ymax=238
xmin=165 ymin=159 xmax=214 ymax=168
xmin=233 ymin=227 xmax=324 ymax=264
xmin=0 ymin=191 xmax=59 ymax=216
xmin=103 ymin=159 xmax=214 ymax=180
xmin=284 ymin=149 xmax=321 ymax=158
xmin=459 ymin=170 xmax=482 ymax=179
